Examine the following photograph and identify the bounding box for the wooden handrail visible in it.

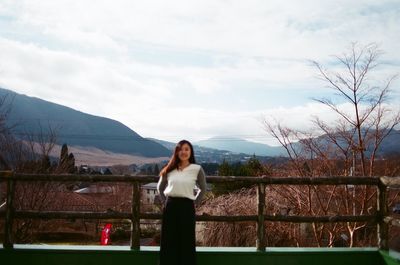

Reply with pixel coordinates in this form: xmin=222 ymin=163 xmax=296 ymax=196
xmin=1 ymin=171 xmax=400 ymax=251
xmin=0 ymin=210 xmax=378 ymax=223
xmin=0 ymin=172 xmax=385 ymax=185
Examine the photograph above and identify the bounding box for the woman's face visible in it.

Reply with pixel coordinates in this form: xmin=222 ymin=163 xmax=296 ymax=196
xmin=178 ymin=143 xmax=191 ymax=162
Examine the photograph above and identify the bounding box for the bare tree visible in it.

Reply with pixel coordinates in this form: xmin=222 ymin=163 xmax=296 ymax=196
xmin=11 ymin=122 xmax=61 ymax=242
xmin=311 ymin=42 xmax=400 ymax=177
xmin=260 ymin=122 xmax=351 ymax=246
xmin=0 ymin=94 xmax=16 ymax=169
xmin=262 ymin=43 xmax=399 ymax=247
xmin=0 ymin=98 xmax=62 ymax=242
xmin=309 ymin=43 xmax=400 ymax=246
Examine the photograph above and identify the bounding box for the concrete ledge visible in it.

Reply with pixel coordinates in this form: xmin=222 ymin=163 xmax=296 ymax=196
xmin=1 ymin=245 xmax=399 ymax=265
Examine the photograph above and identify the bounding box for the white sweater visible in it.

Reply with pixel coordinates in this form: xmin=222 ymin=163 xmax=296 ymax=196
xmin=157 ymin=163 xmax=207 ymax=205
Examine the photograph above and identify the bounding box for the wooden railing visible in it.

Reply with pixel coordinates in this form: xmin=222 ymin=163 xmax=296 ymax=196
xmin=0 ymin=171 xmax=399 ymax=251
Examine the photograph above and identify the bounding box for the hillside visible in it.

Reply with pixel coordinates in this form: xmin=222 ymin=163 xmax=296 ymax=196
xmin=0 ymin=87 xmax=170 ymax=157
xmin=2 ymin=87 xmax=398 ymax=160
xmin=309 ymin=129 xmax=400 ymax=157
xmin=194 ymin=136 xmax=286 ymax=156
xmin=148 ymin=138 xmax=281 ymax=164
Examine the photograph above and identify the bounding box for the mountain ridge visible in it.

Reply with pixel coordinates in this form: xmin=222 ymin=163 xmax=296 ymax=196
xmin=0 ymin=87 xmax=170 ymax=157
xmin=2 ymin=87 xmax=398 ymax=160
xmin=194 ymin=136 xmax=286 ymax=156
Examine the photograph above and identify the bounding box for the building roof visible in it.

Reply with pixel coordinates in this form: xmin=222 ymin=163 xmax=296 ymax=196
xmin=141 ymin=183 xmax=158 ymax=190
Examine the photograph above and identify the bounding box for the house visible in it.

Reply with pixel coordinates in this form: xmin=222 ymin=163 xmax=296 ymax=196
xmin=141 ymin=183 xmax=159 ymax=205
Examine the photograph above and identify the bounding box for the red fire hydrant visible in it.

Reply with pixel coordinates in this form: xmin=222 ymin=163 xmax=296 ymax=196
xmin=101 ymin=223 xmax=112 ymax=245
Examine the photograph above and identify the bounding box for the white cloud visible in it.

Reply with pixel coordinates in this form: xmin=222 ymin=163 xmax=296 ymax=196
xmin=3 ymin=0 xmax=399 ymax=58
xmin=113 ymin=101 xmax=400 ymax=146
xmin=0 ymin=0 xmax=399 ymax=146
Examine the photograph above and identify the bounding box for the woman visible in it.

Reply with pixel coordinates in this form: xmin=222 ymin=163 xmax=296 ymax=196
xmin=157 ymin=140 xmax=207 ymax=265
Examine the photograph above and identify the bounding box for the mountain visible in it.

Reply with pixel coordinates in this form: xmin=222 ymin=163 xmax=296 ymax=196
xmin=310 ymin=129 xmax=400 ymax=157
xmin=379 ymin=130 xmax=400 ymax=155
xmin=193 ymin=130 xmax=400 ymax=158
xmin=148 ymin=138 xmax=282 ymax=164
xmin=147 ymin=138 xmax=177 ymax=151
xmin=0 ymin=87 xmax=170 ymax=157
xmin=194 ymin=136 xmax=286 ymax=157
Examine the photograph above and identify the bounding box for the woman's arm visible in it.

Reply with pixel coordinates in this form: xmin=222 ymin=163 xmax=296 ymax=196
xmin=194 ymin=167 xmax=207 ymax=206
xmin=157 ymin=176 xmax=168 ymax=203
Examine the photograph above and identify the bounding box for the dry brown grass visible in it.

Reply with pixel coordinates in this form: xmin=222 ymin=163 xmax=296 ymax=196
xmin=49 ymin=144 xmax=168 ymax=166
xmin=197 ymin=187 xmax=300 ymax=247
xmin=197 ymin=187 xmax=257 ymax=247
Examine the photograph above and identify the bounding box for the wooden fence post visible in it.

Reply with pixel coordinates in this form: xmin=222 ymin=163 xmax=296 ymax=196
xmin=130 ymin=181 xmax=141 ymax=250
xmin=377 ymin=182 xmax=389 ymax=250
xmin=4 ymin=173 xmax=15 ymax=249
xmin=257 ymin=183 xmax=266 ymax=251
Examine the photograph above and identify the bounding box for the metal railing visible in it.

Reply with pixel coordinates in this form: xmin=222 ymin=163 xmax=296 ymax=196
xmin=1 ymin=171 xmax=399 ymax=251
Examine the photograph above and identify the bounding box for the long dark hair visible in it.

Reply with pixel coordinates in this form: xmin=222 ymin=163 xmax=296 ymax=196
xmin=160 ymin=140 xmax=195 ymax=178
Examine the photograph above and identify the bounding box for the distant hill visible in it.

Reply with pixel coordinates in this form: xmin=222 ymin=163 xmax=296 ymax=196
xmin=310 ymin=129 xmax=400 ymax=157
xmin=0 ymin=87 xmax=170 ymax=157
xmin=148 ymin=137 xmax=238 ymax=155
xmin=148 ymin=138 xmax=280 ymax=164
xmin=193 ymin=131 xmax=400 ymax=158
xmin=2 ymin=87 xmax=398 ymax=160
xmin=194 ymin=136 xmax=286 ymax=156
xmin=379 ymin=130 xmax=400 ymax=155
xmin=147 ymin=138 xmax=177 ymax=151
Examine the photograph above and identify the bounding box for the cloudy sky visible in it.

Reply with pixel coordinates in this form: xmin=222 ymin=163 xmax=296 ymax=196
xmin=0 ymin=0 xmax=399 ymax=145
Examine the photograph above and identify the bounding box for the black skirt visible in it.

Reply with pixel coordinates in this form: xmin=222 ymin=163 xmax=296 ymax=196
xmin=159 ymin=196 xmax=197 ymax=265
